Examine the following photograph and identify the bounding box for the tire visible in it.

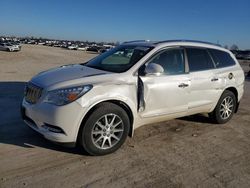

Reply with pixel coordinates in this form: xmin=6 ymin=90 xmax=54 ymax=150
xmin=80 ymin=102 xmax=130 ymax=155
xmin=210 ymin=90 xmax=236 ymax=124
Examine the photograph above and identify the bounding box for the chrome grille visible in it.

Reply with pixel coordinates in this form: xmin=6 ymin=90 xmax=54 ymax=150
xmin=24 ymin=83 xmax=43 ymax=104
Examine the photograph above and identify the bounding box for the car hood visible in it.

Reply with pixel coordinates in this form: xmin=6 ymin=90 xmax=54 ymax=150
xmin=31 ymin=64 xmax=110 ymax=88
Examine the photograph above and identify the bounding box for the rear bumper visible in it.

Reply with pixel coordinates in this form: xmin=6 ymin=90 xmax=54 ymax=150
xmin=237 ymin=84 xmax=244 ymax=101
xmin=235 ymin=83 xmax=244 ymax=113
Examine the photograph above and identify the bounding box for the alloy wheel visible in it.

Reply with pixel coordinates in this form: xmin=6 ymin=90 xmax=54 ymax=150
xmin=219 ymin=96 xmax=234 ymax=120
xmin=91 ymin=113 xmax=124 ymax=150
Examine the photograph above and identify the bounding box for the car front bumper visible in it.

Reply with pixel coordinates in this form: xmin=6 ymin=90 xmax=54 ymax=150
xmin=21 ymin=99 xmax=87 ymax=145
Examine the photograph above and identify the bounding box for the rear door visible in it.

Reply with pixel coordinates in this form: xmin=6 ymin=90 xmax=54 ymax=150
xmin=186 ymin=47 xmax=222 ymax=113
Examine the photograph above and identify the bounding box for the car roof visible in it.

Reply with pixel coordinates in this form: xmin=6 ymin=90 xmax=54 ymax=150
xmin=122 ymin=39 xmax=226 ymax=51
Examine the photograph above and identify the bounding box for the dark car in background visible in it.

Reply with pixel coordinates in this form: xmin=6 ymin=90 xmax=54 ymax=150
xmin=232 ymin=50 xmax=250 ymax=60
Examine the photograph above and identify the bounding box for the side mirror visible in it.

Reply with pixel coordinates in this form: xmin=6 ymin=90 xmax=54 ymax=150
xmin=145 ymin=63 xmax=164 ymax=76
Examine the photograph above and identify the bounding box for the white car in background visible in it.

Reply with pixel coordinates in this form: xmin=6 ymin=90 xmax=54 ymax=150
xmin=77 ymin=46 xmax=88 ymax=51
xmin=10 ymin=42 xmax=22 ymax=50
xmin=0 ymin=42 xmax=20 ymax=52
xmin=67 ymin=45 xmax=78 ymax=50
xmin=21 ymin=40 xmax=245 ymax=155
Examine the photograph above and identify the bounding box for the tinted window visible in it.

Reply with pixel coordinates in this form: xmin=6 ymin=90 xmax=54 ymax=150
xmin=186 ymin=48 xmax=214 ymax=72
xmin=147 ymin=49 xmax=185 ymax=75
xmin=209 ymin=49 xmax=236 ymax=68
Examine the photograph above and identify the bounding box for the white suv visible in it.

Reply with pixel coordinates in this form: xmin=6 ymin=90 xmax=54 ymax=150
xmin=21 ymin=40 xmax=245 ymax=155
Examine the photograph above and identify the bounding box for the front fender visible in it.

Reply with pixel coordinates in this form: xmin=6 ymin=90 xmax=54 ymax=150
xmin=73 ymin=84 xmax=138 ymax=141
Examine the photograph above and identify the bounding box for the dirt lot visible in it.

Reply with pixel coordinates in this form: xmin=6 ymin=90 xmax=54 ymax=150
xmin=0 ymin=45 xmax=250 ymax=188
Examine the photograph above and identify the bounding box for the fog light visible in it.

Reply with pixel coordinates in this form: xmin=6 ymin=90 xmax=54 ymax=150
xmin=42 ymin=123 xmax=65 ymax=134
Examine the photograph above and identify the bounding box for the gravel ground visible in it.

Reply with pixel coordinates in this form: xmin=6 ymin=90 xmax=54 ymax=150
xmin=0 ymin=45 xmax=250 ymax=188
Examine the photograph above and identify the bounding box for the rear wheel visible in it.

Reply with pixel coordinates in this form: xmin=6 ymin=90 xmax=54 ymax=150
xmin=210 ymin=90 xmax=236 ymax=124
xmin=80 ymin=102 xmax=130 ymax=155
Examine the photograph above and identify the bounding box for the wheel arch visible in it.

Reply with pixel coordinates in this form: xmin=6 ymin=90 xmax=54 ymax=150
xmin=225 ymin=86 xmax=238 ymax=101
xmin=224 ymin=86 xmax=239 ymax=113
xmin=77 ymin=99 xmax=134 ymax=144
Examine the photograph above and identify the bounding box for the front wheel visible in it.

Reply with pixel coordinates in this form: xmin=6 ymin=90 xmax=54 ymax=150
xmin=80 ymin=103 xmax=130 ymax=155
xmin=210 ymin=90 xmax=236 ymax=124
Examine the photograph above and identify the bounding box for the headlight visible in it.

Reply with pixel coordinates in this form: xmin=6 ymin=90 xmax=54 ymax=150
xmin=43 ymin=85 xmax=92 ymax=106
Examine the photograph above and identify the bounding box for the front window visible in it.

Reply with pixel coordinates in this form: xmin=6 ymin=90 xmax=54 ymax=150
xmin=146 ymin=48 xmax=185 ymax=75
xmin=83 ymin=45 xmax=152 ymax=73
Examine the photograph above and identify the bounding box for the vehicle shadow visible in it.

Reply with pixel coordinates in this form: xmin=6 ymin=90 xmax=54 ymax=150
xmin=0 ymin=82 xmax=86 ymax=155
xmin=178 ymin=114 xmax=213 ymax=124
xmin=245 ymin=74 xmax=250 ymax=81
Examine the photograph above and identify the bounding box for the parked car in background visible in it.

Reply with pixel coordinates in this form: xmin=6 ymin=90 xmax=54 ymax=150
xmin=67 ymin=45 xmax=78 ymax=50
xmin=0 ymin=42 xmax=20 ymax=52
xmin=244 ymin=54 xmax=250 ymax=60
xmin=21 ymin=40 xmax=244 ymax=156
xmin=53 ymin=44 xmax=62 ymax=47
xmin=37 ymin=41 xmax=46 ymax=45
xmin=99 ymin=48 xmax=107 ymax=53
xmin=234 ymin=50 xmax=250 ymax=60
xmin=86 ymin=46 xmax=99 ymax=53
xmin=99 ymin=46 xmax=112 ymax=53
xmin=77 ymin=45 xmax=87 ymax=51
xmin=10 ymin=42 xmax=22 ymax=50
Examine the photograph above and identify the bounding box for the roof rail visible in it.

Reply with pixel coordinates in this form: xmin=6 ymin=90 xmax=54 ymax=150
xmin=155 ymin=40 xmax=221 ymax=47
xmin=123 ymin=40 xmax=150 ymax=44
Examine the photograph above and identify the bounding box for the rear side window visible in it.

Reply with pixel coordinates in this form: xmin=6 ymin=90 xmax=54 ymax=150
xmin=208 ymin=49 xmax=236 ymax=68
xmin=186 ymin=48 xmax=215 ymax=72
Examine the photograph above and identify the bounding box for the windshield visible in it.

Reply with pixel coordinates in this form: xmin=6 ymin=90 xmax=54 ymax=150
xmin=83 ymin=45 xmax=153 ymax=73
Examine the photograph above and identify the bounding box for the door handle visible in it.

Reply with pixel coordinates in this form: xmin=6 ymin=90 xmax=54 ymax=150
xmin=178 ymin=83 xmax=189 ymax=88
xmin=211 ymin=78 xmax=219 ymax=82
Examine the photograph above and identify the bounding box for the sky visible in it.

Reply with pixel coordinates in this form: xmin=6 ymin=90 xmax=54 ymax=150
xmin=0 ymin=0 xmax=250 ymax=49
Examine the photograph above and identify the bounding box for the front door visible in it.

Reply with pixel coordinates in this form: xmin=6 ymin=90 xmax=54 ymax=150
xmin=139 ymin=48 xmax=190 ymax=119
